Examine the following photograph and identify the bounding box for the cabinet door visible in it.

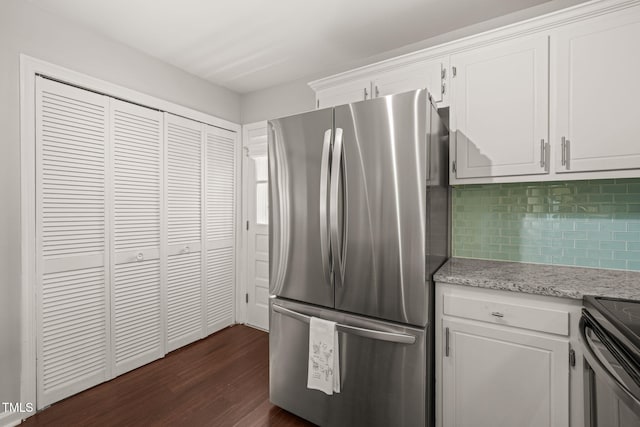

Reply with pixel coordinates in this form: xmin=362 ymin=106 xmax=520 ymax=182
xmin=373 ymin=58 xmax=448 ymax=104
xmin=442 ymin=319 xmax=569 ymax=427
xmin=553 ymin=9 xmax=640 ymax=173
xmin=36 ymin=77 xmax=110 ymax=408
xmin=110 ymin=99 xmax=164 ymax=376
xmin=164 ymin=113 xmax=204 ymax=352
xmin=316 ymin=79 xmax=371 ymax=108
xmin=451 ymin=36 xmax=549 ymax=179
xmin=204 ymin=125 xmax=237 ymax=335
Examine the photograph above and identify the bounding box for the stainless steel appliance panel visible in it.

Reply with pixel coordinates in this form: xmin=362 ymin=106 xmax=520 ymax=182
xmin=332 ymin=90 xmax=429 ymax=326
xmin=425 ymin=102 xmax=450 ymax=280
xmin=581 ymin=309 xmax=640 ymax=426
xmin=269 ymin=298 xmax=427 ymax=427
xmin=269 ymin=109 xmax=335 ymax=308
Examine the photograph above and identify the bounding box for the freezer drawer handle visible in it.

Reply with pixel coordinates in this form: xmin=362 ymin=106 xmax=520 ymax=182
xmin=272 ymin=304 xmax=416 ymax=345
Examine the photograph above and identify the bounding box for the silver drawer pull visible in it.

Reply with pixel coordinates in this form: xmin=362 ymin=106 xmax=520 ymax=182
xmin=491 ymin=311 xmax=504 ymax=318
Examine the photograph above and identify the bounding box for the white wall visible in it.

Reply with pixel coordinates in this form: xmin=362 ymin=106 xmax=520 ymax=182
xmin=0 ymin=0 xmax=240 ymax=422
xmin=240 ymin=77 xmax=316 ymax=124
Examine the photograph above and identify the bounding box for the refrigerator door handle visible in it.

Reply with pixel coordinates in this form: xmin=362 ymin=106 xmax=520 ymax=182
xmin=319 ymin=129 xmax=333 ymax=287
xmin=330 ymin=127 xmax=345 ymax=287
xmin=272 ymin=304 xmax=416 ymax=345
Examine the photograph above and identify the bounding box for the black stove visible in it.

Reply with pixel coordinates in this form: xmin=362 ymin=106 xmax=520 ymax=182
xmin=581 ymin=295 xmax=640 ymax=425
xmin=583 ymin=295 xmax=640 ymax=365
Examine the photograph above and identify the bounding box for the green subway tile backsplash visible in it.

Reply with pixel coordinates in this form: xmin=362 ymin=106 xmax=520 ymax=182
xmin=451 ymin=178 xmax=640 ymax=271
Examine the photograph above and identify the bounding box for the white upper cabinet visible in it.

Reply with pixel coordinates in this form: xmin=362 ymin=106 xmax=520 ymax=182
xmin=553 ymin=7 xmax=640 ymax=174
xmin=372 ymin=57 xmax=449 ymax=104
xmin=450 ymin=35 xmax=549 ymax=180
xmin=310 ymin=0 xmax=640 ymax=184
xmin=314 ymin=57 xmax=449 ymax=109
xmin=316 ymin=79 xmax=371 ymax=109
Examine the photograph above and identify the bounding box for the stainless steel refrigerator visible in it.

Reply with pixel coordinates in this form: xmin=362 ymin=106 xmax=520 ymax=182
xmin=268 ymin=88 xmax=449 ymax=427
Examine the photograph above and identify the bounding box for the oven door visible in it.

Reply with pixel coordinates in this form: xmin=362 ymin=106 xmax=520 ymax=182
xmin=581 ymin=312 xmax=640 ymax=427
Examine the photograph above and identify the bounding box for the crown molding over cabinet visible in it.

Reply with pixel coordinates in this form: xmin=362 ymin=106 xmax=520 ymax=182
xmin=309 ymin=0 xmax=640 ymax=185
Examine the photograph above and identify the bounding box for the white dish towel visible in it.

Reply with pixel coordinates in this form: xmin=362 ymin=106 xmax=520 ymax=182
xmin=307 ymin=316 xmax=340 ymax=395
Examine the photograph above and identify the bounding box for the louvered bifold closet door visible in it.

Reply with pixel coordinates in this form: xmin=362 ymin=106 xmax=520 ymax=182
xmin=36 ymin=77 xmax=110 ymax=408
xmin=204 ymin=126 xmax=237 ymax=334
xmin=165 ymin=113 xmax=204 ymax=352
xmin=110 ymin=99 xmax=164 ymax=376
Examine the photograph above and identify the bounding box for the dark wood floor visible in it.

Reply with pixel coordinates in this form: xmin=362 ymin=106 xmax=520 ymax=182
xmin=22 ymin=325 xmax=314 ymax=426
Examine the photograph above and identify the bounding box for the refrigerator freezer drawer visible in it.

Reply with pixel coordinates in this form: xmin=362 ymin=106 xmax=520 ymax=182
xmin=269 ymin=298 xmax=427 ymax=427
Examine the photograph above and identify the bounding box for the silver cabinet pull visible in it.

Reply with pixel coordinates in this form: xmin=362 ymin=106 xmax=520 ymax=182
xmin=445 ymin=327 xmax=450 ymax=357
xmin=561 ymin=137 xmax=571 ymax=169
xmin=491 ymin=311 xmax=504 ymax=318
xmin=272 ymin=304 xmax=416 ymax=344
xmin=136 ymin=252 xmax=144 ymax=261
xmin=364 ymin=87 xmax=368 ymax=99
xmin=375 ymin=85 xmax=379 ymax=98
xmin=540 ymin=139 xmax=545 ymax=168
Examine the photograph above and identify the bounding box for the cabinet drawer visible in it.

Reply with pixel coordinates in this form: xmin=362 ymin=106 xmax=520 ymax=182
xmin=443 ymin=294 xmax=569 ymax=336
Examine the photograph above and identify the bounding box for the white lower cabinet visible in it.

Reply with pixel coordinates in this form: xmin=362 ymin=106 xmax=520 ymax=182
xmin=436 ymin=283 xmax=583 ymax=427
xmin=441 ymin=319 xmax=568 ymax=427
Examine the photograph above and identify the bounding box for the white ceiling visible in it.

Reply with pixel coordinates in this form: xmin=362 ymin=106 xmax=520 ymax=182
xmin=31 ymin=0 xmax=557 ymax=94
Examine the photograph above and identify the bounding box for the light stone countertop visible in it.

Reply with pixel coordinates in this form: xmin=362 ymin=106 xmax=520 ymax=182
xmin=434 ymin=257 xmax=640 ymax=301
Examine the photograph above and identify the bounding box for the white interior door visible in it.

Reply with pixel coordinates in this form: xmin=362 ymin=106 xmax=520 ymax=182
xmin=36 ymin=77 xmax=110 ymax=408
xmin=164 ymin=113 xmax=204 ymax=352
xmin=243 ymin=128 xmax=269 ymax=331
xmin=245 ymin=144 xmax=269 ymax=330
xmin=109 ymin=99 xmax=164 ymax=376
xmin=204 ymin=125 xmax=237 ymax=335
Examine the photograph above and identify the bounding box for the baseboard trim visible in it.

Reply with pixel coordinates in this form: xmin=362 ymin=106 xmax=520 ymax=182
xmin=0 ymin=411 xmax=22 ymax=427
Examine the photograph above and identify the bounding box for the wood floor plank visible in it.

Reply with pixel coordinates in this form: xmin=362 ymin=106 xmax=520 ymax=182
xmin=22 ymin=325 xmax=314 ymax=426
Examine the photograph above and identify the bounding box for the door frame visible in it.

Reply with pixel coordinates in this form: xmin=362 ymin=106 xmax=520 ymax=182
xmin=19 ymin=55 xmax=240 ymax=417
xmin=239 ymin=121 xmax=268 ymax=328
